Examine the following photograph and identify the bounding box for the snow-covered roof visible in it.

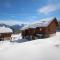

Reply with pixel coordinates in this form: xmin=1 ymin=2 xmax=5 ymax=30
xmin=0 ymin=26 xmax=13 ymax=33
xmin=21 ymin=17 xmax=57 ymax=30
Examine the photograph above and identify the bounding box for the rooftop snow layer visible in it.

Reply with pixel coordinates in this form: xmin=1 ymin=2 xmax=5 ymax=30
xmin=21 ymin=17 xmax=56 ymax=30
xmin=0 ymin=26 xmax=13 ymax=33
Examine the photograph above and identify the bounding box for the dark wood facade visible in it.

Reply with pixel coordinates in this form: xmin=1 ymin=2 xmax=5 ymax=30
xmin=22 ymin=18 xmax=58 ymax=40
xmin=0 ymin=33 xmax=12 ymax=41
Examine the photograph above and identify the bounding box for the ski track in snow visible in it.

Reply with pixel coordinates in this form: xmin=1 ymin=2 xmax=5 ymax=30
xmin=0 ymin=32 xmax=60 ymax=60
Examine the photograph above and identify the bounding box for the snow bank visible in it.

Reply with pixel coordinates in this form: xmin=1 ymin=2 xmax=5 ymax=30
xmin=0 ymin=32 xmax=60 ymax=60
xmin=11 ymin=33 xmax=22 ymax=41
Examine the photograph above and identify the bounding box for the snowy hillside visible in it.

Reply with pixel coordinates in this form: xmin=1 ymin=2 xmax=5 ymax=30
xmin=0 ymin=32 xmax=60 ymax=60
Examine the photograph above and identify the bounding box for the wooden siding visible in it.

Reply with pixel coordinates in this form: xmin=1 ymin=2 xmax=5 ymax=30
xmin=48 ymin=20 xmax=57 ymax=34
xmin=0 ymin=33 xmax=12 ymax=41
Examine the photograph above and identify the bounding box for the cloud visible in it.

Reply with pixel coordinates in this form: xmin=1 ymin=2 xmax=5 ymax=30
xmin=0 ymin=20 xmax=24 ymax=26
xmin=0 ymin=15 xmax=38 ymax=26
xmin=37 ymin=4 xmax=60 ymax=14
xmin=0 ymin=20 xmax=33 ymax=26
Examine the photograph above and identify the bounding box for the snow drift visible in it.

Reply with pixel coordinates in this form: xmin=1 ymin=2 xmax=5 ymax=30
xmin=0 ymin=32 xmax=60 ymax=60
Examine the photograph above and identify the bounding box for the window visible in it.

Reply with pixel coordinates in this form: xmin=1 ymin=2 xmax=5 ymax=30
xmin=40 ymin=28 xmax=42 ymax=31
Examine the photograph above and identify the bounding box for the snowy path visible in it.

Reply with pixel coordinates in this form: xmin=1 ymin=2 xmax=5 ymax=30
xmin=0 ymin=32 xmax=60 ymax=60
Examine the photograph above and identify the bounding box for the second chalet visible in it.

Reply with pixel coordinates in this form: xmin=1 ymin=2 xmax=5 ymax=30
xmin=0 ymin=26 xmax=13 ymax=41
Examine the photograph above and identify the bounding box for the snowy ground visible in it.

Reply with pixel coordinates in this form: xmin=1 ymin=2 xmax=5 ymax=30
xmin=0 ymin=32 xmax=60 ymax=60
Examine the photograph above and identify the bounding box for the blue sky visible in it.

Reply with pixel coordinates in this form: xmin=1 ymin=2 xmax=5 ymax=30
xmin=0 ymin=0 xmax=60 ymax=25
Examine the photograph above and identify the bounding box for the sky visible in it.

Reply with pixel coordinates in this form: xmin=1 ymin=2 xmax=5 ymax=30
xmin=0 ymin=0 xmax=60 ymax=25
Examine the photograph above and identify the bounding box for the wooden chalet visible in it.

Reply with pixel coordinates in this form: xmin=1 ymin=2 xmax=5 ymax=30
xmin=21 ymin=18 xmax=59 ymax=40
xmin=0 ymin=26 xmax=13 ymax=41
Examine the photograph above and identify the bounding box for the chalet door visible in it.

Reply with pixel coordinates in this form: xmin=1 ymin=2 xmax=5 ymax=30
xmin=0 ymin=38 xmax=2 ymax=41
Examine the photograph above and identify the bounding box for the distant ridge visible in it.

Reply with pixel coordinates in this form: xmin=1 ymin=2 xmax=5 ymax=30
xmin=0 ymin=23 xmax=25 ymax=33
